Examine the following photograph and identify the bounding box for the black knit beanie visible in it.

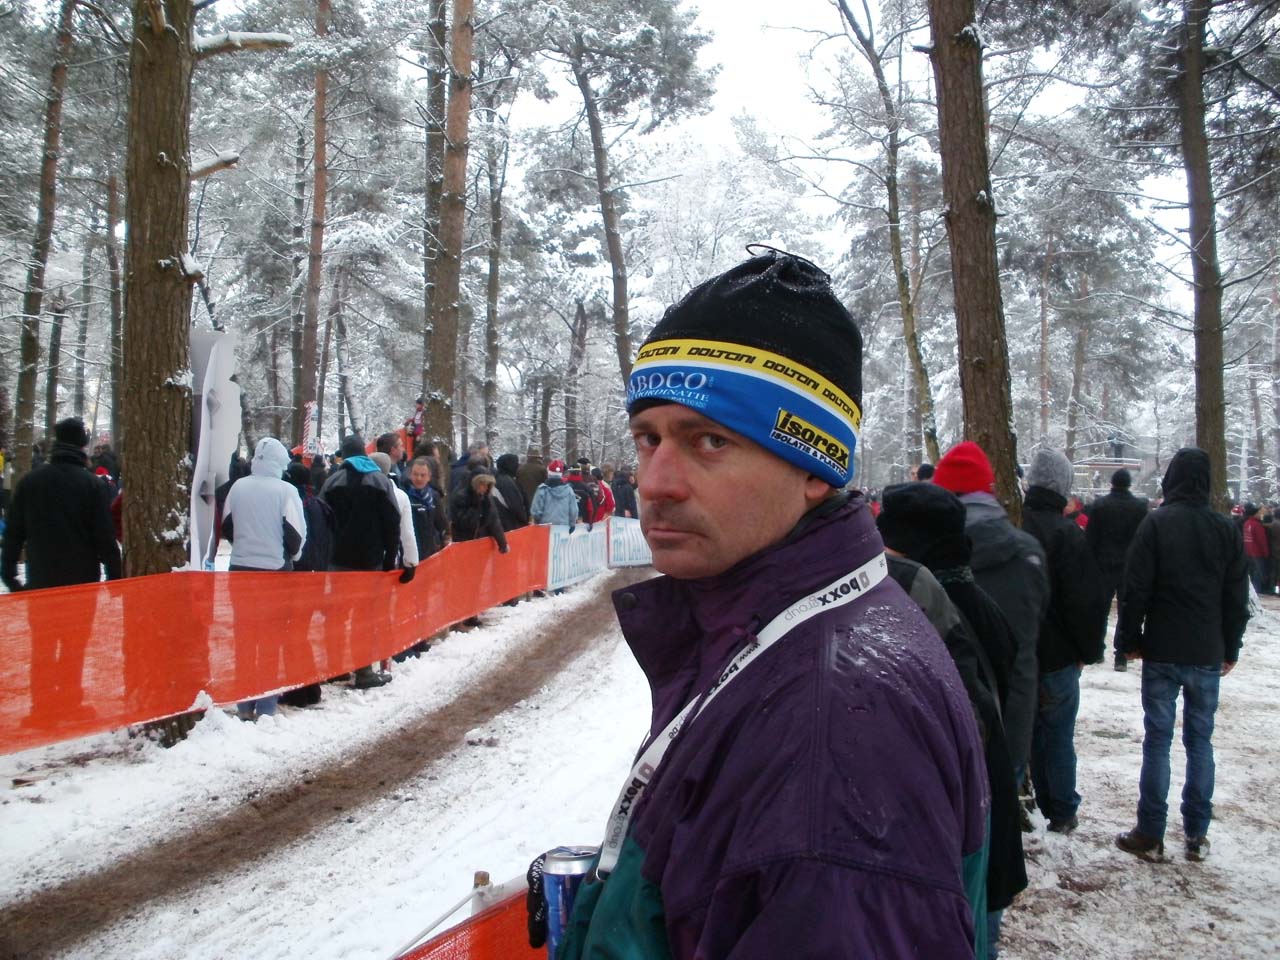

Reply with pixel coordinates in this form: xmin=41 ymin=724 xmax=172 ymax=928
xmin=54 ymin=416 xmax=90 ymax=449
xmin=340 ymin=435 xmax=366 ymax=459
xmin=627 ymin=248 xmax=863 ymax=486
xmin=876 ymin=481 xmax=971 ymax=570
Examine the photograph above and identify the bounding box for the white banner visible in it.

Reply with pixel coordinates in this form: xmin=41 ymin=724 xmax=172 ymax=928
xmin=546 ymin=524 xmax=610 ymax=590
xmin=608 ymin=517 xmax=653 ymax=568
xmin=189 ymin=331 xmax=240 ymax=570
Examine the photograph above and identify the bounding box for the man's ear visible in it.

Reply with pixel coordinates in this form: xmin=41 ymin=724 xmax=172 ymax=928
xmin=804 ymin=474 xmax=835 ymax=506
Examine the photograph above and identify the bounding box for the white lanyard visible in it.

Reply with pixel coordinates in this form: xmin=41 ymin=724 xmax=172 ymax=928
xmin=596 ymin=552 xmax=889 ymax=877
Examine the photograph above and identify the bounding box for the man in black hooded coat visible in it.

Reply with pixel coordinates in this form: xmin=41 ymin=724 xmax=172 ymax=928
xmin=1115 ymin=447 xmax=1249 ymax=862
xmin=1086 ymin=468 xmax=1149 ymax=671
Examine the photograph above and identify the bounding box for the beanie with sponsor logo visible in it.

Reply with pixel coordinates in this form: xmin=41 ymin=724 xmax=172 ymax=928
xmin=626 ymin=248 xmax=863 ymax=487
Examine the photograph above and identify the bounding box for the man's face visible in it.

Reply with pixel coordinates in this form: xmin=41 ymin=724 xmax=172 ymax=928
xmin=410 ymin=464 xmax=431 ymax=490
xmin=630 ymin=404 xmax=830 ymax=579
xmin=391 ymin=438 xmax=404 ymax=461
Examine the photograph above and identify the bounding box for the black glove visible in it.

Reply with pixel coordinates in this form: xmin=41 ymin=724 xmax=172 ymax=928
xmin=499 ymin=543 xmax=510 ymax=554
xmin=399 ymin=565 xmax=416 ymax=584
xmin=2 ymin=579 xmax=23 ymax=593
xmin=526 ymin=852 xmax=547 ymax=949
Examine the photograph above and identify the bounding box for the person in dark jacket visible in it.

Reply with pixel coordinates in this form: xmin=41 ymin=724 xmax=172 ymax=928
xmin=1115 ymin=447 xmax=1249 ymax=862
xmin=319 ymin=435 xmax=401 ymax=689
xmin=493 ymin=453 xmax=529 ymax=531
xmin=1021 ymin=448 xmax=1108 ymax=834
xmin=285 ymin=462 xmax=333 ymax=572
xmin=878 ymin=482 xmax=1027 ymax=955
xmin=935 ymin=441 xmax=1049 ymax=800
xmin=611 ymin=467 xmax=639 ymax=519
xmin=449 ymin=440 xmax=489 ymax=492
xmin=1086 ymin=468 xmax=1150 ymax=670
xmin=448 ymin=470 xmax=509 ymax=552
xmin=515 ymin=449 xmax=547 ymax=508
xmin=1265 ymin=505 xmax=1280 ymax=593
xmin=1 ymin=418 xmax=122 ymax=725
xmin=542 ymin=251 xmax=990 ymax=959
xmin=1241 ymin=502 xmax=1269 ymax=594
xmin=405 ymin=456 xmax=449 ymax=559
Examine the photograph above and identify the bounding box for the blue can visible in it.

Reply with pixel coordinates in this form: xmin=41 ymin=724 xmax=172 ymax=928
xmin=543 ymin=845 xmax=598 ymax=958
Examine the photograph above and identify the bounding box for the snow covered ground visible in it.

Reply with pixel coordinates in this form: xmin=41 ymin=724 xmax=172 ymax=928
xmin=3 ymin=575 xmax=1279 ymax=959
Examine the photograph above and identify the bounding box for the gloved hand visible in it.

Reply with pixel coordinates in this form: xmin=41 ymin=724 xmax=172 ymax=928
xmin=526 ymin=852 xmax=547 ymax=948
xmin=399 ymin=565 xmax=416 ymax=585
xmin=2 ymin=579 xmax=23 ymax=593
xmin=499 ymin=543 xmax=510 ymax=554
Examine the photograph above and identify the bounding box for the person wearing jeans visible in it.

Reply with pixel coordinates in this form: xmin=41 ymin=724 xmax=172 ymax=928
xmin=1116 ymin=447 xmax=1248 ymax=862
xmin=1030 ymin=664 xmax=1083 ymax=828
xmin=1137 ymin=663 xmax=1221 ymax=844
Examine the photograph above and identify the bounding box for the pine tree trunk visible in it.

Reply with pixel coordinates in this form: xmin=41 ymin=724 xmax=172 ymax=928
xmin=1179 ymin=0 xmax=1228 ymax=512
xmin=423 ymin=0 xmax=473 ymax=450
xmin=926 ymin=0 xmax=1020 ymax=521
xmin=44 ymin=297 xmax=66 ymax=436
xmin=269 ymin=322 xmax=283 ymax=439
xmin=539 ymin=380 xmax=552 ymax=460
xmin=420 ymin=0 xmax=447 ymax=407
xmin=15 ymin=0 xmax=77 ymax=480
xmin=106 ymin=173 xmax=124 ymax=446
xmin=75 ymin=234 xmax=91 ymax=417
xmin=334 ymin=271 xmax=361 ymax=436
xmin=840 ymin=2 xmax=938 ymax=464
xmin=571 ymin=56 xmax=632 ymax=383
xmin=1064 ymin=323 xmax=1089 ymax=461
xmin=122 ymin=0 xmax=196 ymax=577
xmin=1038 ymin=237 xmax=1054 ymax=442
xmin=1249 ymin=366 xmax=1266 ymax=500
xmin=1270 ymin=271 xmax=1280 ymax=493
xmin=290 ymin=126 xmax=306 ymax=443
xmin=564 ymin=301 xmax=588 ymax=462
xmin=483 ymin=135 xmax=503 ymax=447
xmin=315 ymin=264 xmax=338 ymax=447
xmin=298 ymin=0 xmax=329 ymax=445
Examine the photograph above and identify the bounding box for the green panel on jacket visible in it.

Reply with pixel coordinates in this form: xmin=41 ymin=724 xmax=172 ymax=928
xmin=556 ymin=837 xmax=672 ymax=960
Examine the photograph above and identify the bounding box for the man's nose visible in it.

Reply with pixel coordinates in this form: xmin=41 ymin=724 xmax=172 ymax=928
xmin=637 ymin=440 xmax=690 ymax=504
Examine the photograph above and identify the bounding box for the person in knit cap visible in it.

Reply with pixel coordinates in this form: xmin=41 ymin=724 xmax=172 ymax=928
xmin=1 ymin=417 xmax=121 ymax=726
xmin=877 ymin=481 xmax=1027 ymax=954
xmin=534 ymin=250 xmax=990 ymax=959
xmin=530 ymin=459 xmax=579 ymax=527
xmin=1020 ymin=447 xmax=1107 ymax=834
xmin=1086 ymin=468 xmax=1150 ymax=671
xmin=934 ymin=440 xmax=1048 ymax=812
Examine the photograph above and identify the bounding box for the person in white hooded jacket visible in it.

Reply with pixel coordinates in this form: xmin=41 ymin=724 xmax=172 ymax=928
xmin=221 ymin=437 xmax=307 ymax=719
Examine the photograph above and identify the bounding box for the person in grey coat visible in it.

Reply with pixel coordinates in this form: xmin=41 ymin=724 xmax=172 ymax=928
xmin=934 ymin=441 xmax=1049 ymax=804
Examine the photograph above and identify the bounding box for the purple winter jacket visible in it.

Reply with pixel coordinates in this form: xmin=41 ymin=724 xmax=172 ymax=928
xmin=609 ymin=497 xmax=989 ymax=958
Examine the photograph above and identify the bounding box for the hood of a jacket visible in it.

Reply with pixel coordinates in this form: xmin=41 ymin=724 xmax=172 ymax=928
xmin=1024 ymin=485 xmax=1067 ymax=514
xmin=251 ymin=437 xmax=291 ymax=478
xmin=543 ymin=481 xmax=577 ymax=503
xmin=49 ymin=442 xmax=89 ymax=467
xmin=343 ymin=454 xmax=382 ymax=475
xmin=496 ymin=453 xmax=520 ymax=477
xmin=1162 ymin=447 xmax=1211 ymax=506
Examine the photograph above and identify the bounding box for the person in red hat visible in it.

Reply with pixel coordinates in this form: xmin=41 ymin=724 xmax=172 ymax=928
xmin=935 ymin=441 xmax=1048 ymax=811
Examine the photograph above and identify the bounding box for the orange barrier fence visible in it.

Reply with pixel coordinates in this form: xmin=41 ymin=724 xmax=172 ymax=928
xmin=0 ymin=526 xmax=550 ymax=755
xmin=402 ymin=891 xmax=540 ymax=960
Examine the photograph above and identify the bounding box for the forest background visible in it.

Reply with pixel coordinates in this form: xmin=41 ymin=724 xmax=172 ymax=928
xmin=0 ymin=0 xmax=1276 ymax=573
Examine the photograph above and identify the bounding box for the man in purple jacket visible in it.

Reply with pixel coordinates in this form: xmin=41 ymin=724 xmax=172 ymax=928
xmin=544 ymin=250 xmax=990 ymax=959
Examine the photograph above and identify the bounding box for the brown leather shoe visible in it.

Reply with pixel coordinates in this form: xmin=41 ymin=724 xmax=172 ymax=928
xmin=1116 ymin=828 xmax=1164 ymax=860
xmin=1185 ymin=836 xmax=1210 ymax=862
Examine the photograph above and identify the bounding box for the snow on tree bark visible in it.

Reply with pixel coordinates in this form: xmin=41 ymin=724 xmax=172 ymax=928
xmin=298 ymin=0 xmax=329 ymax=447
xmin=926 ymin=0 xmax=1021 ymax=521
xmin=106 ymin=173 xmax=124 ymax=447
xmin=419 ymin=0 xmax=447 ymax=416
xmin=43 ymin=297 xmax=66 ymax=437
xmin=15 ymin=0 xmax=77 ymax=481
xmin=122 ymin=0 xmax=195 ymax=577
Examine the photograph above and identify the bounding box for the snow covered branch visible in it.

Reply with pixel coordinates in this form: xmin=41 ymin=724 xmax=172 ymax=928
xmin=193 ymin=31 xmax=292 ymax=61
xmin=189 ymin=150 xmax=240 ymax=181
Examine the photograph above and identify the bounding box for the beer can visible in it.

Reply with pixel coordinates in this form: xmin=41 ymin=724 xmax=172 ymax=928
xmin=543 ymin=845 xmax=598 ymax=958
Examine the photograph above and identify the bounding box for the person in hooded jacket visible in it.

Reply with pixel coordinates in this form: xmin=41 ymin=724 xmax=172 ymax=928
xmin=449 ymin=470 xmax=509 ymax=552
xmin=1115 ymin=447 xmax=1249 ymax=862
xmin=934 ymin=441 xmax=1048 ymax=800
xmin=612 ymin=467 xmax=639 ymax=518
xmin=221 ymin=437 xmax=307 ymax=720
xmin=530 ymin=461 xmax=580 ymax=526
xmin=493 ymin=453 xmax=530 ymax=531
xmin=1086 ymin=468 xmax=1150 ymax=670
xmin=516 ymin=449 xmax=547 ymax=509
xmin=319 ymin=435 xmax=402 ymax=689
xmin=535 ymin=251 xmax=989 ymax=960
xmin=1020 ymin=448 xmax=1108 ymax=834
xmin=1 ymin=418 xmax=122 ymax=725
xmin=878 ymin=481 xmax=1026 ymax=958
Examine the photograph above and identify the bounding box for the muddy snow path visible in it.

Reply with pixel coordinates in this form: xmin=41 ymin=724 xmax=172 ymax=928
xmin=0 ymin=569 xmax=655 ymax=960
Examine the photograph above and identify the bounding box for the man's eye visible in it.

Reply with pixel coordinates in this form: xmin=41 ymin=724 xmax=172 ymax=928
xmin=633 ymin=433 xmax=659 ymax=450
xmin=696 ymin=434 xmax=729 ymax=451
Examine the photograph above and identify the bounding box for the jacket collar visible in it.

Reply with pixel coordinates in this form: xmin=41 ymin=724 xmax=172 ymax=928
xmin=50 ymin=442 xmax=88 ymax=467
xmin=613 ymin=497 xmax=885 ymax=728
